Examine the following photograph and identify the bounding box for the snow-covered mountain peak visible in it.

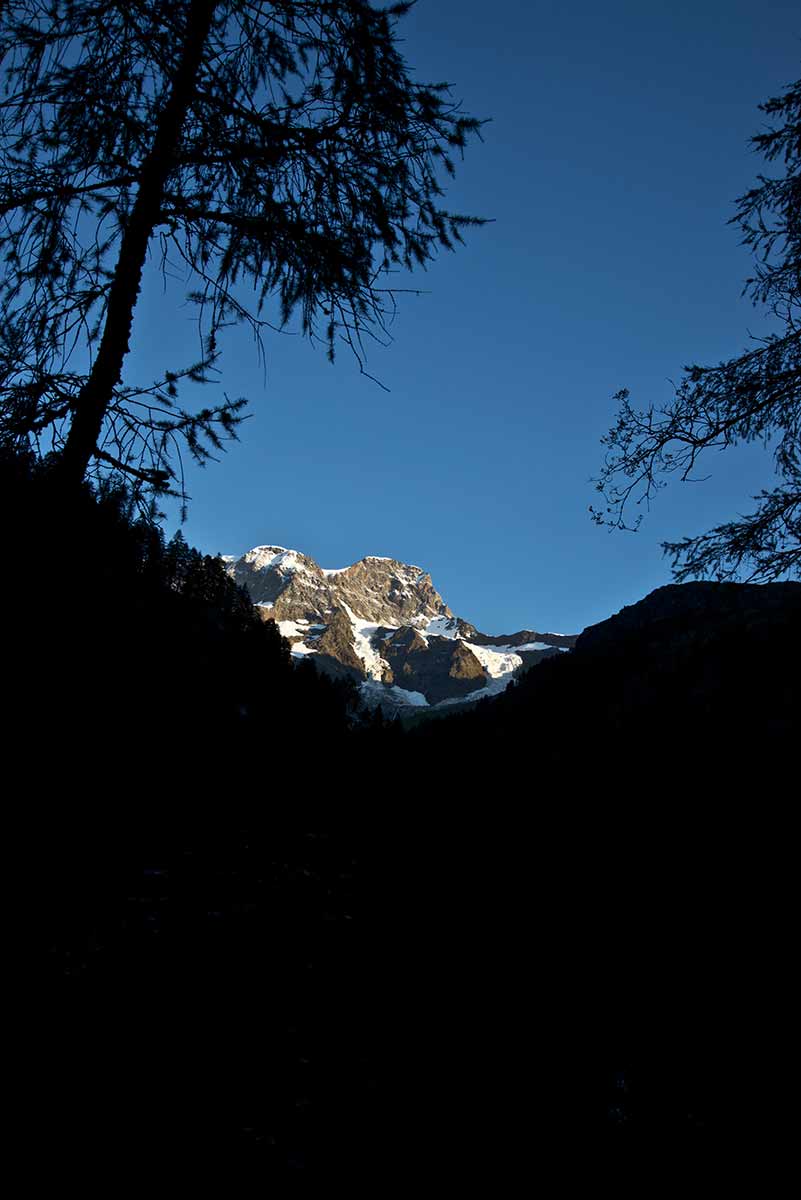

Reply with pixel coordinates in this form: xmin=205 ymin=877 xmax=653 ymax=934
xmin=242 ymin=545 xmax=318 ymax=575
xmin=225 ymin=542 xmax=576 ymax=710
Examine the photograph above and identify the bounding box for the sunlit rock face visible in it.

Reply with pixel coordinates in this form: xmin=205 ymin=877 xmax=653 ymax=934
xmin=225 ymin=544 xmax=576 ymax=710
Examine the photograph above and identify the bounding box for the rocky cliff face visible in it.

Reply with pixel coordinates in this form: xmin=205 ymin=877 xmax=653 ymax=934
xmin=225 ymin=544 xmax=576 ymax=709
xmin=229 ymin=546 xmax=453 ymax=628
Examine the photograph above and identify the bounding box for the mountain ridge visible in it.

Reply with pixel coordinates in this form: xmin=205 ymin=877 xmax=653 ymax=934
xmin=225 ymin=543 xmax=574 ymax=709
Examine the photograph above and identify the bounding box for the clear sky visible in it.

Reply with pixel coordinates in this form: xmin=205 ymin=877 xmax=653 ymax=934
xmin=130 ymin=0 xmax=800 ymax=635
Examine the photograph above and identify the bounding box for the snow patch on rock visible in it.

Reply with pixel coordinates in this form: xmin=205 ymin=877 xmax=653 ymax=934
xmin=466 ymin=642 xmax=523 ymax=681
xmin=421 ymin=615 xmax=463 ymax=640
xmin=342 ymin=604 xmax=391 ymax=680
xmin=244 ymin=546 xmax=311 ymax=575
xmin=491 ymin=640 xmax=562 ymax=653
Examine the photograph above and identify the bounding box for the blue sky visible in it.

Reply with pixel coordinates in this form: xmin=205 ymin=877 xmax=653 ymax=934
xmin=131 ymin=0 xmax=799 ymax=635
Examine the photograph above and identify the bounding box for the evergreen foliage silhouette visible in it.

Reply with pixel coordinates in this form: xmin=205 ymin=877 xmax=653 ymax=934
xmin=592 ymin=78 xmax=801 ymax=582
xmin=0 ymin=447 xmax=363 ymax=813
xmin=0 ymin=1 xmax=484 ymax=504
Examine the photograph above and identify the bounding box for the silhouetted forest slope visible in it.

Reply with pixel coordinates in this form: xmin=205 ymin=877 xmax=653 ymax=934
xmin=2 ymin=451 xmax=359 ymax=802
xmin=7 ymin=453 xmax=795 ymax=1174
xmin=409 ymin=577 xmax=800 ymax=790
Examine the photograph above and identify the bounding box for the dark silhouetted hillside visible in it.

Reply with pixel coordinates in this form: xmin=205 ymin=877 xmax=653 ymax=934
xmin=7 ymin=452 xmax=794 ymax=1175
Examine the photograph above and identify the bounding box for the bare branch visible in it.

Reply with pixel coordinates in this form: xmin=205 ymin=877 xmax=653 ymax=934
xmin=592 ymin=77 xmax=801 ymax=582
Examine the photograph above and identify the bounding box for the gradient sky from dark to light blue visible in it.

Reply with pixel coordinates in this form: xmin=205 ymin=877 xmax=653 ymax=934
xmin=130 ymin=0 xmax=800 ymax=635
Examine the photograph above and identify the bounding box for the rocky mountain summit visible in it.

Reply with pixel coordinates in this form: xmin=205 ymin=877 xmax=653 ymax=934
xmin=225 ymin=545 xmax=575 ymax=708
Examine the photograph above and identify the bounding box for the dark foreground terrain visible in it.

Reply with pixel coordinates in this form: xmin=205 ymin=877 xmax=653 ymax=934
xmin=7 ymin=453 xmax=798 ymax=1176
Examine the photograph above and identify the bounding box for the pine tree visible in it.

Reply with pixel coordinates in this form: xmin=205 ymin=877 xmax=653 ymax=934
xmin=165 ymin=530 xmax=192 ymax=591
xmin=0 ymin=1 xmax=484 ymax=503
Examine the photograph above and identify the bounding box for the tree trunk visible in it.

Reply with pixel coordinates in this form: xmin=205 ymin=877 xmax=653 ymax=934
xmin=59 ymin=0 xmax=218 ymax=487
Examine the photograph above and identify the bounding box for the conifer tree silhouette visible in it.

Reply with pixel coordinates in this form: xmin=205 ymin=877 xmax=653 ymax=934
xmin=0 ymin=1 xmax=484 ymax=505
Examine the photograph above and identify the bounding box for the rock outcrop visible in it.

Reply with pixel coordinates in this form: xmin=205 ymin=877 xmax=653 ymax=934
xmin=225 ymin=544 xmax=576 ymax=708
